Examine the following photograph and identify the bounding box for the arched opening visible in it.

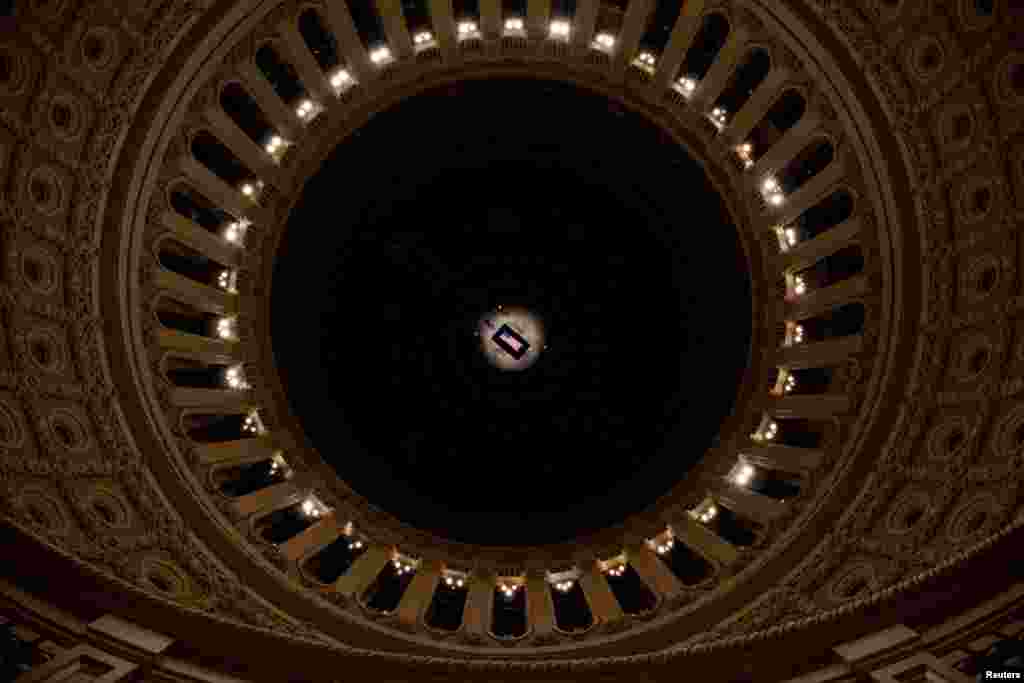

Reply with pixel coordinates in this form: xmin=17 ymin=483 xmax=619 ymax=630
xmin=453 ymin=0 xmax=480 ymax=31
xmin=739 ymin=464 xmax=802 ymax=500
xmin=362 ymin=561 xmax=415 ymax=613
xmin=158 ymin=239 xmax=230 ymax=289
xmin=254 ymin=502 xmax=318 ymax=545
xmin=183 ymin=412 xmax=254 ymax=444
xmin=638 ymin=0 xmax=683 ymax=56
xmin=788 ymin=189 xmax=855 ymax=245
xmin=304 ymin=535 xmax=368 ymax=584
xmin=776 ymin=138 xmax=835 ymax=194
xmin=794 ymin=302 xmax=866 ymax=343
xmin=424 ymin=576 xmax=468 ymax=631
xmin=705 ymin=505 xmax=759 ymax=547
xmin=550 ymin=581 xmax=593 ymax=632
xmin=155 ymin=297 xmax=222 ymax=338
xmin=551 ymin=0 xmax=576 ymax=22
xmin=214 ymin=459 xmax=288 ymax=498
xmin=346 ymin=0 xmax=388 ymax=49
xmin=745 ymin=89 xmax=806 ymax=163
xmin=220 ymin=82 xmax=276 ymax=149
xmin=712 ymin=47 xmax=771 ymax=118
xmin=255 ymin=43 xmax=308 ymax=106
xmin=594 ymin=2 xmax=625 ymax=45
xmin=675 ymin=13 xmax=729 ymax=82
xmin=766 ymin=416 xmax=825 ymax=449
xmin=793 ymin=244 xmax=864 ymax=292
xmin=491 ymin=583 xmax=528 ymax=638
xmin=784 ymin=366 xmax=837 ymax=396
xmin=604 ymin=564 xmax=658 ymax=615
xmin=656 ymin=540 xmax=714 ymax=585
xmin=502 ymin=0 xmax=527 ymax=24
xmin=299 ymin=9 xmax=341 ymax=72
xmin=164 ymin=356 xmax=233 ymax=389
xmin=170 ymin=185 xmax=237 ymax=235
xmin=191 ymin=131 xmax=259 ymax=190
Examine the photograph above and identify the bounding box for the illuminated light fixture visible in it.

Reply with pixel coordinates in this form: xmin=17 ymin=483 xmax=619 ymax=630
xmin=732 ymin=463 xmax=756 ymax=487
xmin=549 ymin=19 xmax=570 ymax=38
xmin=505 ymin=17 xmax=524 ymax=31
xmin=264 ymin=134 xmax=285 ymax=156
xmin=241 ymin=410 xmax=263 ymax=435
xmin=347 ymin=539 xmax=364 ymax=550
xmin=413 ymin=31 xmax=433 ymax=45
xmin=736 ymin=142 xmax=754 ymax=169
xmin=444 ymin=575 xmax=466 ymax=589
xmin=593 ymin=32 xmax=615 ymax=50
xmin=761 ymin=176 xmax=785 ymax=206
xmin=369 ymin=46 xmax=392 ymax=64
xmin=499 ymin=582 xmax=520 ymax=599
xmin=699 ymin=505 xmax=718 ymax=523
xmin=792 ymin=324 xmax=805 ymax=344
xmin=764 ymin=420 xmax=778 ymax=441
xmin=330 ymin=69 xmax=353 ymax=89
xmin=301 ymin=497 xmax=324 ymax=518
xmin=676 ymin=76 xmax=697 ymax=97
xmin=785 ymin=227 xmax=798 ymax=247
xmin=606 ymin=564 xmax=626 ymax=578
xmin=636 ymin=51 xmax=656 ymax=66
xmin=215 ymin=317 xmax=237 ymax=340
xmin=784 ymin=374 xmax=797 ymax=394
xmin=240 ymin=183 xmax=255 ymax=197
xmin=656 ymin=538 xmax=675 ymax=555
xmin=457 ymin=20 xmax=477 ymax=36
xmin=793 ymin=275 xmax=807 ymax=296
xmin=554 ymin=579 xmax=575 ymax=593
xmin=295 ymin=98 xmax=317 ymax=120
xmin=224 ymin=364 xmax=249 ymax=390
xmin=709 ymin=106 xmax=727 ymax=129
xmin=223 ymin=219 xmax=250 ymax=245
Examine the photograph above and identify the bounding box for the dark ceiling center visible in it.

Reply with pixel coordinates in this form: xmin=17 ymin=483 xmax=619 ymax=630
xmin=272 ymin=77 xmax=751 ymax=546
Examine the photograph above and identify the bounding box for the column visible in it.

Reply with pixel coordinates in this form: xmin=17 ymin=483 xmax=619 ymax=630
xmin=652 ymin=0 xmax=707 ymax=89
xmin=479 ymin=0 xmax=500 ymax=39
xmin=776 ymin=334 xmax=863 ymax=370
xmin=429 ymin=0 xmax=457 ymax=56
xmin=787 ymin=273 xmax=868 ymax=321
xmin=230 ymin=472 xmax=313 ymax=518
xmin=750 ymin=112 xmax=822 ymax=178
xmin=202 ymin=106 xmax=280 ymax=185
xmin=153 ymin=268 xmax=235 ymax=316
xmin=157 ymin=328 xmax=234 ymax=356
xmin=177 ymin=155 xmax=267 ymax=226
xmin=335 ymin=544 xmax=392 ymax=598
xmin=772 ymin=394 xmax=850 ymax=420
xmin=375 ymin=0 xmax=415 ymax=58
xmin=724 ymin=65 xmax=791 ymax=145
xmin=160 ymin=211 xmax=240 ymax=269
xmin=689 ymin=25 xmax=749 ymax=113
xmin=396 ymin=559 xmax=442 ymax=626
xmin=610 ymin=0 xmax=655 ymax=79
xmin=195 ymin=435 xmax=276 ymax=466
xmin=773 ymin=160 xmax=846 ymax=227
xmin=570 ymin=0 xmax=598 ymax=53
xmin=462 ymin=571 xmax=495 ymax=639
xmin=280 ymin=514 xmax=346 ymax=562
xmin=578 ymin=562 xmax=624 ymax=625
xmin=237 ymin=61 xmax=303 ymax=139
xmin=741 ymin=443 xmax=824 ymax=473
xmin=781 ymin=217 xmax=861 ymax=273
xmin=670 ymin=513 xmax=738 ymax=566
xmin=324 ymin=0 xmax=375 ymax=80
xmin=527 ymin=0 xmax=552 ymax=39
xmin=713 ymin=484 xmax=787 ymax=524
xmin=169 ymin=387 xmax=251 ymax=411
xmin=628 ymin=543 xmax=682 ymax=599
xmin=526 ymin=571 xmax=556 ymax=638
xmin=277 ymin=21 xmax=337 ymax=101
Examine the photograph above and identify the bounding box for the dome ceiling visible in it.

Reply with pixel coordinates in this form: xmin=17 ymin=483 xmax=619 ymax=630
xmin=273 ymin=77 xmax=750 ymax=545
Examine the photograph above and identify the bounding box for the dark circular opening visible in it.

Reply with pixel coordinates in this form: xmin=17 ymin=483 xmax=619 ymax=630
xmin=952 ymin=112 xmax=972 ymax=141
xmin=971 ymin=186 xmax=992 ymax=215
xmin=920 ymin=43 xmax=942 ymax=71
xmin=273 ymin=78 xmax=751 ymax=546
xmin=93 ymin=500 xmax=116 ymax=525
xmin=0 ymin=50 xmax=13 ymax=85
xmin=946 ymin=428 xmax=965 ymax=453
xmin=23 ymin=257 xmax=44 ymax=285
xmin=51 ymin=102 xmax=72 ymax=130
xmin=1013 ymin=422 xmax=1024 ymax=448
xmin=30 ymin=338 xmax=52 ymax=367
xmin=977 ymin=266 xmax=998 ymax=294
xmin=82 ymin=34 xmax=106 ymax=63
xmin=968 ymin=348 xmax=990 ymax=375
xmin=29 ymin=178 xmax=51 ymax=206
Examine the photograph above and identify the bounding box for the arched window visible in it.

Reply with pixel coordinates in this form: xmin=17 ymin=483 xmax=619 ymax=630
xmin=789 ymin=189 xmax=855 ymax=244
xmin=550 ymin=0 xmax=576 ymax=22
xmin=255 ymin=43 xmax=308 ymax=106
xmin=638 ymin=0 xmax=683 ymax=55
xmin=655 ymin=540 xmax=714 ymax=585
xmin=594 ymin=1 xmax=624 ymax=45
xmin=255 ymin=501 xmax=318 ymax=545
xmin=170 ymin=185 xmax=236 ymax=235
xmin=745 ymin=89 xmax=806 ymax=163
xmin=603 ymin=564 xmax=658 ymax=615
xmin=712 ymin=47 xmax=771 ymax=117
xmin=550 ymin=580 xmax=593 ymax=632
xmin=183 ymin=412 xmax=256 ymax=444
xmin=793 ymin=244 xmax=864 ymax=293
xmin=304 ymin=534 xmax=368 ymax=584
xmin=764 ymin=416 xmax=825 ymax=449
xmin=454 ymin=0 xmax=480 ymax=31
xmin=299 ymin=9 xmax=341 ymax=72
xmin=400 ymin=0 xmax=433 ymax=38
xmin=191 ymin=131 xmax=258 ymax=189
xmin=155 ymin=297 xmax=222 ymax=338
xmin=793 ymin=302 xmax=865 ymax=343
xmin=704 ymin=505 xmax=759 ymax=547
xmin=220 ymin=82 xmax=276 ymax=149
xmin=362 ymin=561 xmax=415 ymax=613
xmin=735 ymin=463 xmax=802 ymax=500
xmin=346 ymin=0 xmax=388 ymax=49
xmin=776 ymin=138 xmax=835 ymax=194
xmin=425 ymin=575 xmax=468 ymax=631
xmin=502 ymin=0 xmax=527 ymax=24
xmin=158 ymin=239 xmax=230 ymax=289
xmin=676 ymin=13 xmax=729 ymax=82
xmin=164 ymin=356 xmax=233 ymax=389
xmin=783 ymin=366 xmax=836 ymax=396
xmin=214 ymin=459 xmax=288 ymax=498
xmin=491 ymin=582 xmax=528 ymax=638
